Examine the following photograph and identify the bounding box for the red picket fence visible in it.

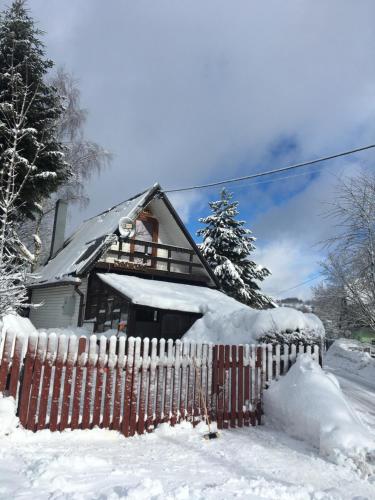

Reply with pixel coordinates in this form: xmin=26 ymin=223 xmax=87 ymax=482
xmin=0 ymin=332 xmax=266 ymax=435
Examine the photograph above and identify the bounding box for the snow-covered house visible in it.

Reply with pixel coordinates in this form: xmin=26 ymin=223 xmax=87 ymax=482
xmin=28 ymin=183 xmax=222 ymax=339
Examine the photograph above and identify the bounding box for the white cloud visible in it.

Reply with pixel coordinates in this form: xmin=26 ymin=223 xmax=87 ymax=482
xmin=254 ymin=239 xmax=321 ymax=300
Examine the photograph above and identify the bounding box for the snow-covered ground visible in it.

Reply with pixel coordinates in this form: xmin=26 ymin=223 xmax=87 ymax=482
xmin=0 ymin=339 xmax=374 ymax=499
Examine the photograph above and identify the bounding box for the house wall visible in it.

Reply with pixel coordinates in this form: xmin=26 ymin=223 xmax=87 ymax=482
xmin=29 ymin=278 xmax=88 ymax=329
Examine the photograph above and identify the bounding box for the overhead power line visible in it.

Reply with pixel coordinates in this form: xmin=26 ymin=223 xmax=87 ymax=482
xmin=164 ymin=143 xmax=375 ymax=193
xmin=275 ymin=273 xmax=322 ymax=296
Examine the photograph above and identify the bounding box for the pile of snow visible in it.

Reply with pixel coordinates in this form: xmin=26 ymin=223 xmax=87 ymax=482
xmin=325 ymin=339 xmax=375 ymax=388
xmin=0 ymin=313 xmax=36 ymax=341
xmin=0 ymin=395 xmax=18 ymax=437
xmin=264 ymin=354 xmax=375 ymax=473
xmin=184 ymin=305 xmax=324 ymax=345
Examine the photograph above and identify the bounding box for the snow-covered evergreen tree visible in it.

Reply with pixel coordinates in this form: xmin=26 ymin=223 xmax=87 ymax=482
xmin=197 ymin=188 xmax=273 ymax=308
xmin=0 ymin=0 xmax=70 ymax=221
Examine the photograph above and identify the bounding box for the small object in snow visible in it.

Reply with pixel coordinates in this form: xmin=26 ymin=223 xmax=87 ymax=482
xmin=203 ymin=431 xmax=219 ymax=440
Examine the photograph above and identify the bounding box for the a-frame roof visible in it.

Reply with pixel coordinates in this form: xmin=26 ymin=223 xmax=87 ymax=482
xmin=31 ymin=183 xmax=219 ymax=288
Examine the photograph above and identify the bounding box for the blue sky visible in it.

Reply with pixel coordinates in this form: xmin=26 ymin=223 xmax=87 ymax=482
xmin=5 ymin=0 xmax=375 ymax=299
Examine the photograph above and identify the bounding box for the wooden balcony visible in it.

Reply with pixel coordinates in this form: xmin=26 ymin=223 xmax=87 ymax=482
xmin=97 ymin=238 xmax=207 ymax=282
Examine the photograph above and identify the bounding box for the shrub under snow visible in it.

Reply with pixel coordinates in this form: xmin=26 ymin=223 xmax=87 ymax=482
xmin=264 ymin=354 xmax=375 ymax=474
xmin=184 ymin=306 xmax=324 ymax=345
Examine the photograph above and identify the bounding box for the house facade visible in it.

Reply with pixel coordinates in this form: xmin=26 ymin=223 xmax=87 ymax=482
xmin=29 ymin=184 xmax=222 ymax=339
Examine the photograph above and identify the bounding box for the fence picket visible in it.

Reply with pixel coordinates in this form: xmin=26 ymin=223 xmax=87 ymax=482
xmin=8 ymin=334 xmax=25 ymax=399
xmin=155 ymin=338 xmax=166 ymax=426
xmin=237 ymin=345 xmax=244 ymax=427
xmin=37 ymin=334 xmax=57 ymax=430
xmin=121 ymin=337 xmax=135 ymax=437
xmin=27 ymin=333 xmax=47 ymax=431
xmin=186 ymin=342 xmax=194 ymax=422
xmin=50 ymin=335 xmax=67 ymax=432
xmin=223 ymin=345 xmax=230 ymax=429
xmin=244 ymin=344 xmax=250 ymax=427
xmin=129 ymin=338 xmax=141 ymax=436
xmin=217 ymin=345 xmax=224 ymax=430
xmin=92 ymin=336 xmax=107 ymax=428
xmin=230 ymin=345 xmax=237 ymax=428
xmin=179 ymin=342 xmax=189 ymax=420
xmin=0 ymin=330 xmax=14 ymax=393
xmin=146 ymin=338 xmax=158 ymax=431
xmin=102 ymin=336 xmax=117 ymax=429
xmin=171 ymin=340 xmax=181 ymax=425
xmin=60 ymin=336 xmax=77 ymax=431
xmin=137 ymin=337 xmax=149 ymax=434
xmin=71 ymin=337 xmax=87 ymax=430
xmin=164 ymin=339 xmax=174 ymax=422
xmin=112 ymin=336 xmax=125 ymax=431
xmin=82 ymin=335 xmax=98 ymax=429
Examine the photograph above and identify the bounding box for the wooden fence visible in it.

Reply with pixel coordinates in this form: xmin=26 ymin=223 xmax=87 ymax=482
xmin=0 ymin=331 xmax=320 ymax=436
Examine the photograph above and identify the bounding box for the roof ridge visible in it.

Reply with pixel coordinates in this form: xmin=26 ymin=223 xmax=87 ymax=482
xmin=83 ymin=183 xmax=160 ymax=222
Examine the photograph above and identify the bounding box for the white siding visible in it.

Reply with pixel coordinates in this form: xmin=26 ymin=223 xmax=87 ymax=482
xmin=29 ymin=278 xmax=88 ymax=329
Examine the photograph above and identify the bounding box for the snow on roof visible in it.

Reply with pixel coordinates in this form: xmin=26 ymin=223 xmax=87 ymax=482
xmin=97 ymin=273 xmax=234 ymax=314
xmin=98 ymin=273 xmax=324 ymax=344
xmin=32 ymin=185 xmax=158 ymax=285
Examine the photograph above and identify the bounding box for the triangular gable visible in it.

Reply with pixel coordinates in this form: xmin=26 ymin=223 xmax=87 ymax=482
xmin=31 ymin=183 xmax=219 ymax=288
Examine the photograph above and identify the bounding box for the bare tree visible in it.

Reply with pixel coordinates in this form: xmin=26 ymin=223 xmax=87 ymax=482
xmin=0 ymin=60 xmax=44 ymax=312
xmin=22 ymin=68 xmax=112 ymax=268
xmin=320 ymin=172 xmax=375 ymax=331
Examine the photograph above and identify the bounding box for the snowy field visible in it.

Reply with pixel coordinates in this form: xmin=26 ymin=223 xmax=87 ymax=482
xmin=0 ymin=341 xmax=374 ymax=499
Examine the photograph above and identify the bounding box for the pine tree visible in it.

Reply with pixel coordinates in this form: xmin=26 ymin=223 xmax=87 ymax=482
xmin=0 ymin=0 xmax=70 ymax=221
xmin=197 ymin=188 xmax=273 ymax=308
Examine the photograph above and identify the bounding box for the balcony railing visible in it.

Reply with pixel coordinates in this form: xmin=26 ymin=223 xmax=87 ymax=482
xmin=99 ymin=238 xmax=204 ymax=277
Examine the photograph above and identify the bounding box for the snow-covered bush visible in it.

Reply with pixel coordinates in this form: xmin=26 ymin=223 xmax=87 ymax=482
xmin=184 ymin=302 xmax=324 ymax=345
xmin=264 ymin=354 xmax=375 ymax=475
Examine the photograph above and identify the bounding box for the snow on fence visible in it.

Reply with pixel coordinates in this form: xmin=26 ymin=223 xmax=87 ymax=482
xmin=0 ymin=331 xmax=320 ymax=436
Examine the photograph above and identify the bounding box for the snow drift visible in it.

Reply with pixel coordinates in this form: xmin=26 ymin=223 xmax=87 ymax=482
xmin=0 ymin=395 xmax=18 ymax=437
xmin=325 ymin=339 xmax=375 ymax=388
xmin=264 ymin=354 xmax=375 ymax=472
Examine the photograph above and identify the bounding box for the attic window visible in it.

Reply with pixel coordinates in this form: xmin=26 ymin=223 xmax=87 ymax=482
xmin=75 ymin=236 xmax=106 ymax=265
